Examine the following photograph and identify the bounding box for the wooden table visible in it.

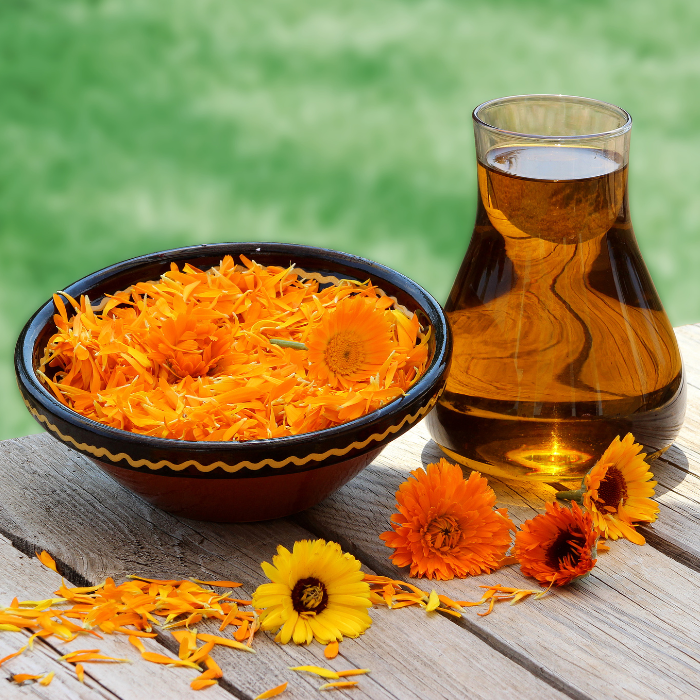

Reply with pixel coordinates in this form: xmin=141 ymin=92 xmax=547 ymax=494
xmin=2 ymin=324 xmax=700 ymax=700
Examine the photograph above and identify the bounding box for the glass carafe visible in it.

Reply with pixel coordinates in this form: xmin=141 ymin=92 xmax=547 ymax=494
xmin=427 ymin=95 xmax=686 ymax=482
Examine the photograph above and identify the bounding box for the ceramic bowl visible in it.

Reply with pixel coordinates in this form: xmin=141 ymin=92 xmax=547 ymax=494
xmin=15 ymin=243 xmax=450 ymax=522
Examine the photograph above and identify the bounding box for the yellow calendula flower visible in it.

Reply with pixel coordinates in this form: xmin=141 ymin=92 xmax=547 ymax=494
xmin=252 ymin=540 xmax=372 ymax=645
xmin=583 ymin=434 xmax=659 ymax=544
xmin=557 ymin=433 xmax=659 ymax=545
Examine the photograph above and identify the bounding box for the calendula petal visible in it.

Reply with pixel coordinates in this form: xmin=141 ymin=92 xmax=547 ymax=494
xmin=255 ymin=681 xmax=288 ymax=699
xmin=36 ymin=551 xmax=58 ymax=573
xmin=289 ymin=665 xmax=340 ymax=679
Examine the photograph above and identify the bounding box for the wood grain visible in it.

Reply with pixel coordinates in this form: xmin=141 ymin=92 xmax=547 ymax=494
xmin=622 ymin=324 xmax=700 ymax=565
xmin=0 ymin=434 xmax=566 ymax=700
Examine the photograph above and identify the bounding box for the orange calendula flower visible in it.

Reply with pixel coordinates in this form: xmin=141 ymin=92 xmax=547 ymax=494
xmin=514 ymin=501 xmax=598 ymax=587
xmin=307 ymin=296 xmax=394 ymax=387
xmin=379 ymin=459 xmax=514 ymax=580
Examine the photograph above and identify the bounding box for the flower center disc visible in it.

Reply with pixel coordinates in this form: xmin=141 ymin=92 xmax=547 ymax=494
xmin=324 ymin=332 xmax=366 ymax=376
xmin=425 ymin=515 xmax=462 ymax=551
xmin=545 ymin=527 xmax=587 ymax=570
xmin=597 ymin=466 xmax=628 ymax=510
xmin=291 ymin=577 xmax=328 ymax=614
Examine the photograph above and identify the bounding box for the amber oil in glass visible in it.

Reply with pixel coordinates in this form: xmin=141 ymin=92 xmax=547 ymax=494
xmin=428 ymin=121 xmax=685 ymax=482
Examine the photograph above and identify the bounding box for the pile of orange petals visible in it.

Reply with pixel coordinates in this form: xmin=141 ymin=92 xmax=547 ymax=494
xmin=363 ymin=574 xmax=465 ymax=618
xmin=39 ymin=255 xmax=429 ymax=441
xmin=0 ymin=554 xmax=260 ymax=692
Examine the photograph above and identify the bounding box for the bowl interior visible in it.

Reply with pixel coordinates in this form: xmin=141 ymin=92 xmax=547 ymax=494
xmin=18 ymin=242 xmax=450 ymax=465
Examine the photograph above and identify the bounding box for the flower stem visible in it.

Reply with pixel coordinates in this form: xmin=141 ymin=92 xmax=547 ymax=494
xmin=269 ymin=338 xmax=308 ymax=351
xmin=555 ymin=488 xmax=583 ymax=504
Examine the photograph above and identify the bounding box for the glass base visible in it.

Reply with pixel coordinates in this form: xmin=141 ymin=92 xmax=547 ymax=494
xmin=434 ymin=442 xmax=668 ymax=484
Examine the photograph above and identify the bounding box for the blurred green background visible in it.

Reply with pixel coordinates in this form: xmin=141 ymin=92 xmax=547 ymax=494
xmin=2 ymin=0 xmax=699 ymax=439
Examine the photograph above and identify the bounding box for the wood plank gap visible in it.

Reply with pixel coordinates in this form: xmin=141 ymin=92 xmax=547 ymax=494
xmin=0 ymin=522 xmax=92 ymax=587
xmin=292 ymin=512 xmax=595 ymax=700
xmin=637 ymin=526 xmax=700 ymax=574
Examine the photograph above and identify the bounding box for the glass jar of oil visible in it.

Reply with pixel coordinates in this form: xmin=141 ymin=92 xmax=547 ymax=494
xmin=427 ymin=95 xmax=685 ymax=482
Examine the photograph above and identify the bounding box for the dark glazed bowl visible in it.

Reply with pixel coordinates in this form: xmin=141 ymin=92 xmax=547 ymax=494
xmin=16 ymin=243 xmax=451 ymax=522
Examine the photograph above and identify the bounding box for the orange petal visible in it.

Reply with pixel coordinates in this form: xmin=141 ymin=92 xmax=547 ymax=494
xmin=477 ymin=596 xmax=497 ymax=617
xmin=324 ymin=640 xmax=339 ymax=659
xmin=234 ymin=619 xmax=249 ymax=642
xmin=205 ymin=656 xmax=223 ymax=679
xmin=141 ymin=651 xmax=201 ymax=669
xmin=196 ymin=633 xmax=256 ymax=653
xmin=39 ymin=672 xmax=54 ymax=686
xmin=12 ymin=674 xmax=44 ymax=683
xmin=255 ymin=681 xmax=288 ymax=699
xmin=190 ymin=579 xmax=242 ymax=588
xmin=318 ymin=681 xmax=360 ymax=690
xmin=129 ymin=636 xmax=146 ymax=653
xmin=36 ymin=551 xmax=58 ymax=573
xmin=336 ymin=669 xmax=370 ymax=677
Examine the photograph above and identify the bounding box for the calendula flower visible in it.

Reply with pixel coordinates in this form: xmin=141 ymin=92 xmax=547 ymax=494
xmin=307 ymin=296 xmax=393 ymax=387
xmin=557 ymin=433 xmax=659 ymax=545
xmin=252 ymin=540 xmax=372 ymax=645
xmin=514 ymin=501 xmax=598 ymax=587
xmin=379 ymin=459 xmax=514 ymax=580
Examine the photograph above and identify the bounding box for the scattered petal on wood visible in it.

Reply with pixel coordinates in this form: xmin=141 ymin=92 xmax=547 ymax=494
xmin=129 ymin=635 xmax=146 ymax=653
xmin=36 ymin=551 xmax=59 ymax=573
xmin=336 ymin=669 xmax=370 ymax=677
xmin=141 ymin=652 xmax=201 ymax=669
xmin=424 ymin=590 xmax=440 ymax=612
xmin=205 ymin=656 xmax=223 ymax=679
xmin=39 ymin=672 xmax=54 ymax=686
xmin=11 ymin=673 xmax=44 ymax=683
xmin=319 ymin=681 xmax=360 ymax=691
xmin=324 ymin=640 xmax=339 ymax=659
xmin=254 ymin=681 xmax=288 ymax=700
xmin=0 ymin=647 xmax=27 ymax=666
xmin=289 ymin=665 xmax=340 ymax=679
xmin=197 ymin=633 xmax=256 ymax=652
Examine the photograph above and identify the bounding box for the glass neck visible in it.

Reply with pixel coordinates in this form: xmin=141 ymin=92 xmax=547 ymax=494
xmin=473 ymin=95 xmax=631 ymax=170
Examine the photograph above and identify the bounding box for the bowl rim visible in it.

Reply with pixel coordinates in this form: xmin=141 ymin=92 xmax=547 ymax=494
xmin=16 ymin=242 xmax=450 ymax=464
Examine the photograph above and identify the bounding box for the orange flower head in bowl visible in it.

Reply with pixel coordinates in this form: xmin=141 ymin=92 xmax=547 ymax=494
xmin=380 ymin=459 xmax=514 ymax=580
xmin=515 ymin=501 xmax=598 ymax=587
xmin=307 ymin=296 xmax=394 ymax=388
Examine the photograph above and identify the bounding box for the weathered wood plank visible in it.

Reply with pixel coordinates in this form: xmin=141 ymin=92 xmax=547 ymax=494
xmin=297 ymin=421 xmax=700 ymax=700
xmin=0 ymin=534 xmax=231 ymax=700
xmin=608 ymin=324 xmax=700 ymax=565
xmin=0 ymin=434 xmax=567 ymax=700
